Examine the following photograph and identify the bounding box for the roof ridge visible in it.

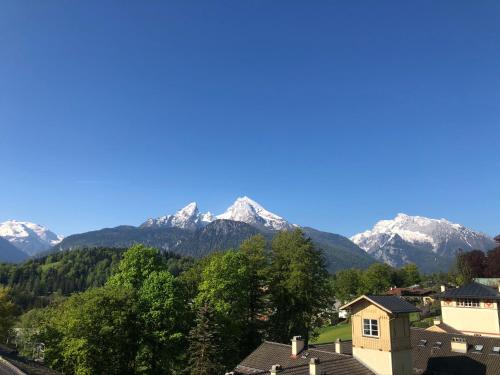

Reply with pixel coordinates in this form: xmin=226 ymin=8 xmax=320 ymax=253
xmin=262 ymin=340 xmax=291 ymax=347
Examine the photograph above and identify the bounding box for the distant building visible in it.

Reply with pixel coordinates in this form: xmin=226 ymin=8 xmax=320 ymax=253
xmin=386 ymin=286 xmax=434 ymax=305
xmin=431 ymin=282 xmax=500 ymax=337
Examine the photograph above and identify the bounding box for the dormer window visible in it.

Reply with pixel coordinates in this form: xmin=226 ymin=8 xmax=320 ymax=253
xmin=363 ymin=319 xmax=379 ymax=337
xmin=457 ymin=298 xmax=480 ymax=308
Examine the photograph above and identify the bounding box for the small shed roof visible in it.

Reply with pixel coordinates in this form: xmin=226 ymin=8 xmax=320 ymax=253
xmin=341 ymin=295 xmax=420 ymax=314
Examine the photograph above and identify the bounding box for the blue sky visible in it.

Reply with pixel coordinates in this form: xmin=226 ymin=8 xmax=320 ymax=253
xmin=1 ymin=1 xmax=499 ymax=237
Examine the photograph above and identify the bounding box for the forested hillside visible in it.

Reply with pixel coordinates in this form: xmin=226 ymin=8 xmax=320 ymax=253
xmin=53 ymin=220 xmax=375 ymax=273
xmin=0 ymin=247 xmax=193 ymax=309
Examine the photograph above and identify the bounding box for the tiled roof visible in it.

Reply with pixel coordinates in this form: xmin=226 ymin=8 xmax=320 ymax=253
xmin=235 ymin=341 xmax=373 ymax=375
xmin=341 ymin=294 xmax=420 ymax=314
xmin=365 ymin=295 xmax=421 ymax=313
xmin=411 ymin=328 xmax=500 ymax=375
xmin=438 ymin=282 xmax=500 ymax=300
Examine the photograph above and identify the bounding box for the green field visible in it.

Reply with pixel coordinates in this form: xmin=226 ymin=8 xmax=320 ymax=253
xmin=310 ymin=322 xmax=352 ymax=344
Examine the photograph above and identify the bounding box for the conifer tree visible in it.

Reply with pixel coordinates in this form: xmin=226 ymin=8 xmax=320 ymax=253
xmin=188 ymin=302 xmax=224 ymax=375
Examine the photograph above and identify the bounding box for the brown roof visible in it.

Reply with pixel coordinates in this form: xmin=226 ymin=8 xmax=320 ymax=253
xmin=235 ymin=341 xmax=373 ymax=375
xmin=236 ymin=328 xmax=500 ymax=374
xmin=411 ymin=328 xmax=500 ymax=375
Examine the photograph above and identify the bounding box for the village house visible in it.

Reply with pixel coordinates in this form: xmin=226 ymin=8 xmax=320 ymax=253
xmin=232 ymin=292 xmax=500 ymax=375
xmin=429 ymin=282 xmax=500 ymax=337
xmin=386 ymin=286 xmax=434 ymax=306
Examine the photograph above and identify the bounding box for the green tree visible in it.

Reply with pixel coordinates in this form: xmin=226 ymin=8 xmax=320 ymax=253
xmin=399 ymin=263 xmax=421 ymax=286
xmin=138 ymin=271 xmax=189 ymax=374
xmin=455 ymin=251 xmax=473 ymax=285
xmin=40 ymin=286 xmax=140 ymax=375
xmin=332 ymin=269 xmax=362 ymax=304
xmin=195 ymin=250 xmax=252 ymax=365
xmin=107 ymin=245 xmax=165 ymax=289
xmin=238 ymin=235 xmax=268 ymax=350
xmin=359 ymin=263 xmax=394 ymax=295
xmin=0 ymin=286 xmax=16 ymax=343
xmin=268 ymin=229 xmax=330 ymax=344
xmin=188 ymin=302 xmax=224 ymax=375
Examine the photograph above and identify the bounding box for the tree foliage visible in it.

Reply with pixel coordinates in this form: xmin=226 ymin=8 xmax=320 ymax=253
xmin=188 ymin=302 xmax=224 ymax=375
xmin=0 ymin=247 xmax=192 ymax=310
xmin=0 ymin=286 xmax=16 ymax=342
xmin=268 ymin=229 xmax=331 ymax=344
xmin=455 ymin=246 xmax=500 ymax=284
xmin=40 ymin=285 xmax=140 ymax=375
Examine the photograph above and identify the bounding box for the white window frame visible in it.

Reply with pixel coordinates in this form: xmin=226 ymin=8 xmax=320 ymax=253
xmin=363 ymin=318 xmax=379 ymax=338
xmin=456 ymin=298 xmax=480 ymax=308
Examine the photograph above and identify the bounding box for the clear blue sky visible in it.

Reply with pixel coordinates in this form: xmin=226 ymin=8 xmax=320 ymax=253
xmin=1 ymin=1 xmax=499 ymax=237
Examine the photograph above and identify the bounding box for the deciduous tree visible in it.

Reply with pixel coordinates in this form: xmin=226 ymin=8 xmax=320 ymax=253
xmin=267 ymin=229 xmax=330 ymax=344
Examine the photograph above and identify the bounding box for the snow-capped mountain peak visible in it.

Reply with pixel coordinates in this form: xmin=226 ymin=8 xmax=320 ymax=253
xmin=0 ymin=220 xmax=63 ymax=256
xmin=141 ymin=202 xmax=213 ymax=231
xmin=351 ymin=213 xmax=496 ymax=267
xmin=216 ymin=196 xmax=294 ymax=231
xmin=141 ymin=196 xmax=295 ymax=232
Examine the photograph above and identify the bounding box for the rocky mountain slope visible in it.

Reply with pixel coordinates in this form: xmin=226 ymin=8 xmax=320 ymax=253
xmin=0 ymin=236 xmax=29 ymax=263
xmin=351 ymin=213 xmax=496 ymax=272
xmin=0 ymin=220 xmax=63 ymax=262
xmin=55 ymin=197 xmax=375 ymax=273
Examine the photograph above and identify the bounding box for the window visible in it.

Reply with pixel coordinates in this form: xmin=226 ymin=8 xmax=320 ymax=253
xmin=363 ymin=319 xmax=379 ymax=337
xmin=472 ymin=345 xmax=484 ymax=354
xmin=457 ymin=298 xmax=480 ymax=307
xmin=418 ymin=339 xmax=427 ymax=347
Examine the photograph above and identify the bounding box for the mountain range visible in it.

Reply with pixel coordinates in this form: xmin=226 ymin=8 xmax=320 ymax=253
xmin=140 ymin=197 xmax=295 ymax=232
xmin=52 ymin=197 xmax=374 ymax=273
xmin=0 ymin=198 xmax=496 ymax=273
xmin=351 ymin=213 xmax=496 ymax=272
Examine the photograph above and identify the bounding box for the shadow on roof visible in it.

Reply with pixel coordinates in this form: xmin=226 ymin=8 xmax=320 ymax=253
xmin=426 ymin=355 xmax=486 ymax=375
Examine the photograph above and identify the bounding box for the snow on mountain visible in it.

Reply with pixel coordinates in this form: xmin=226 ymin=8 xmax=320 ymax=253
xmin=141 ymin=196 xmax=295 ymax=232
xmin=216 ymin=196 xmax=295 ymax=231
xmin=141 ymin=202 xmax=214 ymax=231
xmin=0 ymin=220 xmax=63 ymax=256
xmin=351 ymin=213 xmax=496 ymax=267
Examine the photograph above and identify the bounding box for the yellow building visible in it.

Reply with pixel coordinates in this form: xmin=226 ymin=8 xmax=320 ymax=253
xmin=433 ymin=282 xmax=500 ymax=337
xmin=341 ymin=295 xmax=419 ymax=375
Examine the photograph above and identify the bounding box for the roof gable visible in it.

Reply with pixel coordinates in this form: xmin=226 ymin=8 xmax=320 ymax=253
xmin=341 ymin=294 xmax=420 ymax=314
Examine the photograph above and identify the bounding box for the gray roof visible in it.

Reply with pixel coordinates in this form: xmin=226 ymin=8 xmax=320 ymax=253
xmin=411 ymin=328 xmax=500 ymax=375
xmin=235 ymin=341 xmax=373 ymax=375
xmin=0 ymin=345 xmax=61 ymax=375
xmin=236 ymin=328 xmax=500 ymax=375
xmin=438 ymin=282 xmax=500 ymax=300
xmin=365 ymin=295 xmax=420 ymax=313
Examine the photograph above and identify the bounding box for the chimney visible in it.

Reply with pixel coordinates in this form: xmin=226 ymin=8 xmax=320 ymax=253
xmin=309 ymin=358 xmax=321 ymax=375
xmin=291 ymin=336 xmax=304 ymax=356
xmin=270 ymin=364 xmax=282 ymax=374
xmin=433 ymin=317 xmax=442 ymax=326
xmin=335 ymin=338 xmax=344 ymax=354
xmin=451 ymin=337 xmax=468 ymax=353
xmin=440 ymin=285 xmax=446 ymax=292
